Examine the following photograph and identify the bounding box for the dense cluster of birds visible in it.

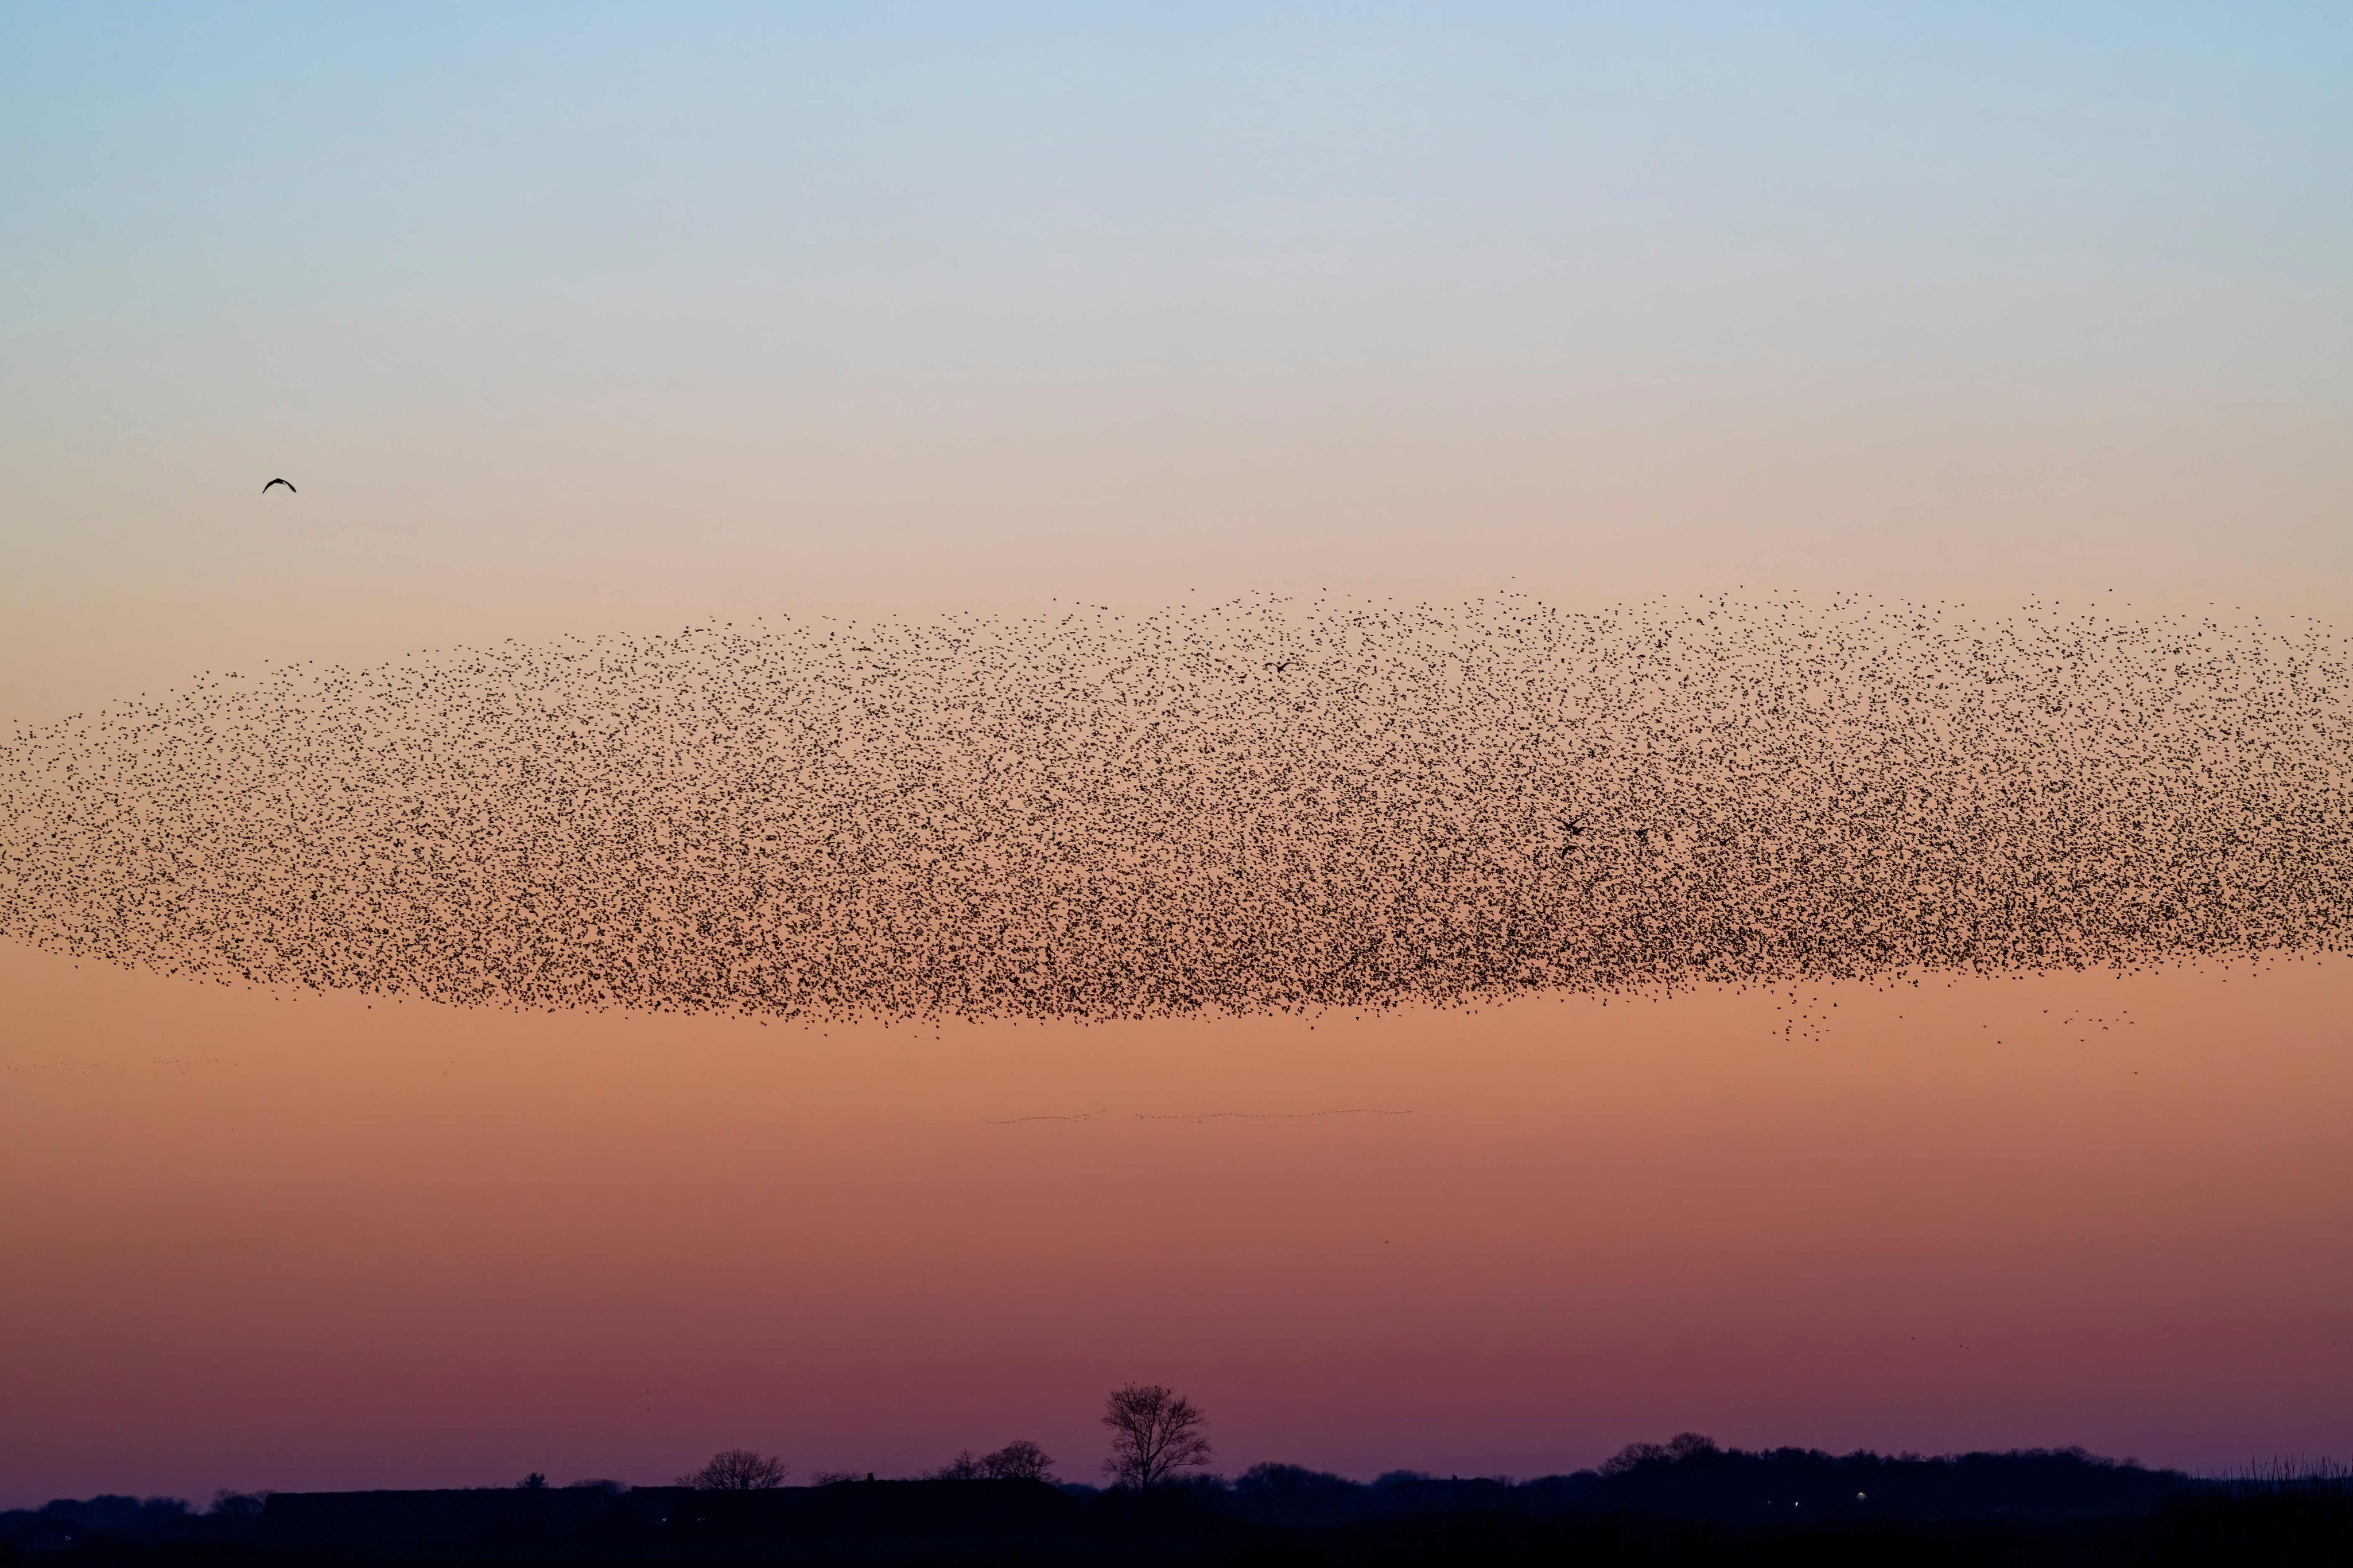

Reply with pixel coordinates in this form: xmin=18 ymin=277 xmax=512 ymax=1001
xmin=3 ymin=593 xmax=2347 ymax=1022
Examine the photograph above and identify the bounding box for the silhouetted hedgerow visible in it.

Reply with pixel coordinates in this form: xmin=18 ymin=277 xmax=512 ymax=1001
xmin=6 ymin=1446 xmax=2339 ymax=1564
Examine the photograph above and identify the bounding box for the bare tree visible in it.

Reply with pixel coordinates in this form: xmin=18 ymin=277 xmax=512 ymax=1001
xmin=1599 ymin=1442 xmax=1668 ymax=1476
xmin=981 ymin=1441 xmax=1055 ymax=1481
xmin=677 ymin=1449 xmax=789 ymax=1490
xmin=1101 ymin=1384 xmax=1212 ymax=1489
xmin=930 ymin=1440 xmax=1054 ymax=1482
xmin=1599 ymin=1434 xmax=1716 ymax=1476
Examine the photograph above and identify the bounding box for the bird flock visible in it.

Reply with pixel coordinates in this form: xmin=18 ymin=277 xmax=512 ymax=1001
xmin=3 ymin=593 xmax=2348 ymax=1023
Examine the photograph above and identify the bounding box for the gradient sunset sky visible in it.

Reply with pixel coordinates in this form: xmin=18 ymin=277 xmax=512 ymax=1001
xmin=3 ymin=3 xmax=2350 ymax=1504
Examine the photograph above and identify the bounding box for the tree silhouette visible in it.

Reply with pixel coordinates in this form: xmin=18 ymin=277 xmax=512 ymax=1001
xmin=1600 ymin=1442 xmax=1669 ymax=1475
xmin=1101 ymin=1384 xmax=1212 ymax=1489
xmin=677 ymin=1449 xmax=789 ymax=1490
xmin=932 ymin=1440 xmax=1055 ymax=1481
xmin=982 ymin=1441 xmax=1055 ymax=1481
xmin=1601 ymin=1433 xmax=1719 ymax=1475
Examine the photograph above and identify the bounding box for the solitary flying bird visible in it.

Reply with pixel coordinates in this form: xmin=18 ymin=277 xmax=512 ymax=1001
xmin=262 ymin=477 xmax=296 ymax=495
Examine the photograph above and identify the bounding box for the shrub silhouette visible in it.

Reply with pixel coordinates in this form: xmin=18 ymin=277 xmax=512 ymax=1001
xmin=933 ymin=1439 xmax=1055 ymax=1481
xmin=981 ymin=1440 xmax=1055 ymax=1481
xmin=675 ymin=1449 xmax=787 ymax=1490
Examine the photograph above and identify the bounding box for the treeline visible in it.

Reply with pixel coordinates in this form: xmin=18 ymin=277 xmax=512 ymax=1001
xmin=8 ymin=1397 xmax=2347 ymax=1568
xmin=9 ymin=1444 xmax=2347 ymax=1544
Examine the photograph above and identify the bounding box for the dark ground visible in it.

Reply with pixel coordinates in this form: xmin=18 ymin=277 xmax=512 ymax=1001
xmin=7 ymin=1452 xmax=2347 ymax=1567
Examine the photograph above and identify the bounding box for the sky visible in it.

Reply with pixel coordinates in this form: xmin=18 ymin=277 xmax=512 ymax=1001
xmin=3 ymin=2 xmax=2350 ymax=1503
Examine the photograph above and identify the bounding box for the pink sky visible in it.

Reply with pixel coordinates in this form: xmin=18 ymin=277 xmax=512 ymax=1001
xmin=5 ymin=936 xmax=2347 ymax=1504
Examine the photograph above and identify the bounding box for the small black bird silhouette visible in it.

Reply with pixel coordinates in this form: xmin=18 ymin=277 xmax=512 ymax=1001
xmin=262 ymin=478 xmax=296 ymax=495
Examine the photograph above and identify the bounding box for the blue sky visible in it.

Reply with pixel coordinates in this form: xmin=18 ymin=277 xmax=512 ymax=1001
xmin=3 ymin=3 xmax=2348 ymax=714
xmin=11 ymin=5 xmax=2346 ymax=370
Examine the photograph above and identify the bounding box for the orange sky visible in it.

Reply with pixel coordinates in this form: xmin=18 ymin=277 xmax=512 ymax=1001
xmin=5 ymin=936 xmax=2346 ymax=1503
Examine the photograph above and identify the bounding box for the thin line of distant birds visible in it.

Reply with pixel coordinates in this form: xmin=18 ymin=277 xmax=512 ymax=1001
xmin=983 ymin=1108 xmax=1415 ymax=1125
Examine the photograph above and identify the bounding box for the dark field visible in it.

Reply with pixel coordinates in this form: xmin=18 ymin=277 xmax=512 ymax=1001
xmin=9 ymin=1448 xmax=2347 ymax=1567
